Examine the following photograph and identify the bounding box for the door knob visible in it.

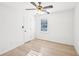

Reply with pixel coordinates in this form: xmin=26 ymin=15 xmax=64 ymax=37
xmin=22 ymin=26 xmax=24 ymax=29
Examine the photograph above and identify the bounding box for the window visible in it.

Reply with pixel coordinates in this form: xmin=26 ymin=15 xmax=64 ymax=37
xmin=41 ymin=19 xmax=48 ymax=31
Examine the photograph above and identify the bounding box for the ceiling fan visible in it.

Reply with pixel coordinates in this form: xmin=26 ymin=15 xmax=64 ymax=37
xmin=25 ymin=2 xmax=53 ymax=14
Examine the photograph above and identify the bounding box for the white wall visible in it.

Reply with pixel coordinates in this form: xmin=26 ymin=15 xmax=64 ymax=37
xmin=0 ymin=3 xmax=24 ymax=54
xmin=74 ymin=3 xmax=79 ymax=55
xmin=35 ymin=9 xmax=74 ymax=45
xmin=0 ymin=3 xmax=35 ymax=54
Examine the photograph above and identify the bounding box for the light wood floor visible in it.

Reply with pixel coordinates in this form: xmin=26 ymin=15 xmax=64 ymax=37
xmin=1 ymin=39 xmax=78 ymax=56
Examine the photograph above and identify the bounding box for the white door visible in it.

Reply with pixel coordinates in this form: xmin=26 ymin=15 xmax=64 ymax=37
xmin=23 ymin=11 xmax=31 ymax=42
xmin=22 ymin=13 xmax=29 ymax=42
xmin=23 ymin=11 xmax=35 ymax=43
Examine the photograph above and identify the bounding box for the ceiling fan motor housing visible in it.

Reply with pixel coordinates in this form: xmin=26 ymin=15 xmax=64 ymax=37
xmin=37 ymin=6 xmax=43 ymax=11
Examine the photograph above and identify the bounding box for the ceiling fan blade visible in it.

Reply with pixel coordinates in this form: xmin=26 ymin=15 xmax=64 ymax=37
xmin=25 ymin=8 xmax=36 ymax=10
xmin=38 ymin=2 xmax=41 ymax=5
xmin=43 ymin=5 xmax=53 ymax=9
xmin=30 ymin=2 xmax=37 ymax=7
xmin=42 ymin=10 xmax=50 ymax=14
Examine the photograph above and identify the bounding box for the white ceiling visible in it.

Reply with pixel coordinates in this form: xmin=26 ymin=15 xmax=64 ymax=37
xmin=0 ymin=2 xmax=77 ymax=13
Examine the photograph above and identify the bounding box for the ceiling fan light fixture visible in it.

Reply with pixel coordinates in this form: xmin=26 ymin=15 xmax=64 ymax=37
xmin=36 ymin=10 xmax=44 ymax=14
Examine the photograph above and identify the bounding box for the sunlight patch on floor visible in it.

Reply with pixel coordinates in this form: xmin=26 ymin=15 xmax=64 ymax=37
xmin=27 ymin=50 xmax=42 ymax=56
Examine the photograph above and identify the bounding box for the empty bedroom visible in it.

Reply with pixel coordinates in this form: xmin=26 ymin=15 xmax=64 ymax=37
xmin=0 ymin=2 xmax=79 ymax=56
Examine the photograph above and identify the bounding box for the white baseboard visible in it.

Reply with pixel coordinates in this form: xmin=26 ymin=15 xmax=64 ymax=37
xmin=0 ymin=42 xmax=24 ymax=55
xmin=36 ymin=37 xmax=73 ymax=46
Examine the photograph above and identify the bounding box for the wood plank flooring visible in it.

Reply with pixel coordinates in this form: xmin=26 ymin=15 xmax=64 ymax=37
xmin=1 ymin=39 xmax=78 ymax=56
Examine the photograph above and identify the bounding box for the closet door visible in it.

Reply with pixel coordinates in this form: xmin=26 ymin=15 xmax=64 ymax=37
xmin=23 ymin=11 xmax=31 ymax=42
xmin=23 ymin=10 xmax=35 ymax=43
